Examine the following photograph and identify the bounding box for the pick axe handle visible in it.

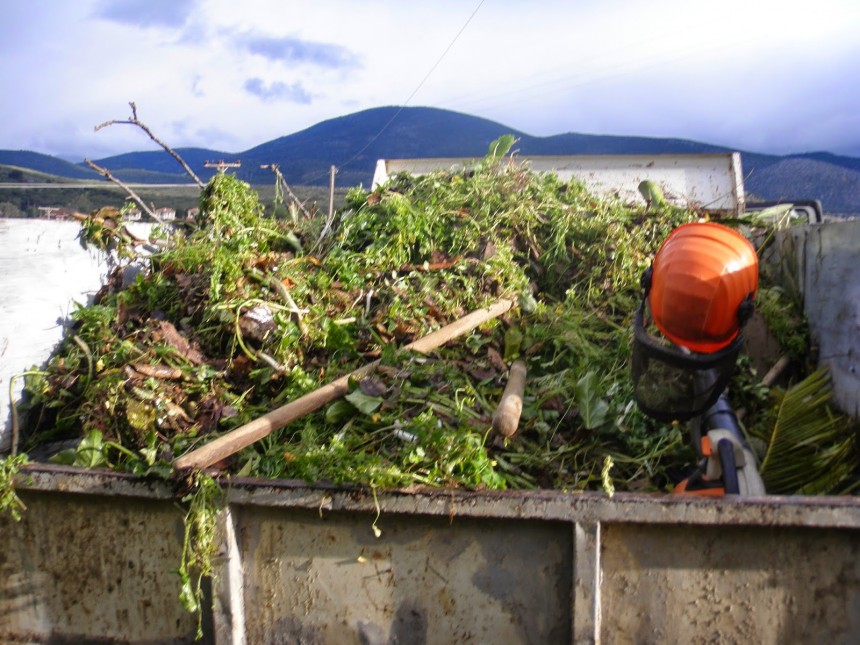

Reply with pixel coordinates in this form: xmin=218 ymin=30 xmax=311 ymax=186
xmin=492 ymin=359 xmax=527 ymax=437
xmin=174 ymin=298 xmax=514 ymax=471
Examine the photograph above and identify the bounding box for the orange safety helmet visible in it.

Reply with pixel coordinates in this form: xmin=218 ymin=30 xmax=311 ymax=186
xmin=647 ymin=222 xmax=758 ymax=354
xmin=632 ymin=222 xmax=758 ymax=422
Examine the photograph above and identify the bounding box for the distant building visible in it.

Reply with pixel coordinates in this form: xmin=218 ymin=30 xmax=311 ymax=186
xmin=125 ymin=209 xmax=142 ymax=221
xmin=36 ymin=207 xmax=75 ymax=220
xmin=153 ymin=207 xmax=176 ymax=222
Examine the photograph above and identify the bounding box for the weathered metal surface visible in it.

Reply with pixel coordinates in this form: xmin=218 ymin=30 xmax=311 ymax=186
xmin=599 ymin=523 xmax=860 ymax=643
xmin=2 ymin=467 xmax=860 ymax=643
xmin=372 ymin=153 xmax=744 ymax=215
xmin=235 ymin=506 xmax=571 ymax=644
xmin=764 ymin=218 xmax=860 ymax=418
xmin=0 ymin=486 xmax=198 ymax=643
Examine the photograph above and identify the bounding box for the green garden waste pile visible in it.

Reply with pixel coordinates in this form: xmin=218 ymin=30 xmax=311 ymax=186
xmin=14 ymin=141 xmax=858 ymax=496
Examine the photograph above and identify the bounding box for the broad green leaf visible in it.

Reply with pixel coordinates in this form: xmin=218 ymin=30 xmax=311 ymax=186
xmin=49 ymin=449 xmax=78 ymax=466
xmin=75 ymin=430 xmax=108 ymax=468
xmin=326 ymin=399 xmax=355 ymax=424
xmin=574 ymin=371 xmax=610 ymax=430
xmin=345 ymin=389 xmax=383 ymax=415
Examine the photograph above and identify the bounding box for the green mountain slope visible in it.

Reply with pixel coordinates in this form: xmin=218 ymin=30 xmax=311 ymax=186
xmin=2 ymin=106 xmax=858 ymax=214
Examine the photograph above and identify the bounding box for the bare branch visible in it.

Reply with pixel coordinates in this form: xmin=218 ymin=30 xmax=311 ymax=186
xmin=95 ymin=101 xmax=205 ymax=188
xmin=84 ymin=158 xmax=165 ymax=225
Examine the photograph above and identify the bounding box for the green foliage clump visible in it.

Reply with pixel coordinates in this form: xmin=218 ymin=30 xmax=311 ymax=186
xmin=0 ymin=454 xmax=29 ymax=521
xmin=753 ymin=369 xmax=856 ymax=495
xmin=756 ymin=285 xmax=810 ymax=362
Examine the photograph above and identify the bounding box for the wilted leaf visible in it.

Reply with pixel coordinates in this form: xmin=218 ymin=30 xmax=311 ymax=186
xmin=359 ymin=377 xmax=388 ymax=397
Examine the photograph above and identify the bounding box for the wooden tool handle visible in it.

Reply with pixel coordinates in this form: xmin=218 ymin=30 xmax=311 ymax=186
xmin=174 ymin=298 xmax=514 ymax=471
xmin=492 ymin=359 xmax=527 ymax=438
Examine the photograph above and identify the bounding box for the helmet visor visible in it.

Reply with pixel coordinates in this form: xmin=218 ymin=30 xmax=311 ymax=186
xmin=632 ymin=299 xmax=742 ymax=422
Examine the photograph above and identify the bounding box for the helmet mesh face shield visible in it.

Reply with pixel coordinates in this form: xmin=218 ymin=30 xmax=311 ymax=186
xmin=632 ymin=300 xmax=743 ymax=422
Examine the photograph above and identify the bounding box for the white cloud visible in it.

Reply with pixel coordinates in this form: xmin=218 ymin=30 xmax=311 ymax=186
xmin=244 ymin=78 xmax=313 ymax=103
xmin=1 ymin=0 xmax=859 ymax=158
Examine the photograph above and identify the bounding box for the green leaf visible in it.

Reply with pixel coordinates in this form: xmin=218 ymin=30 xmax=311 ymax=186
xmin=345 ymin=389 xmax=383 ymax=415
xmin=0 ymin=454 xmax=29 ymax=521
xmin=574 ymin=371 xmax=610 ymax=430
xmin=637 ymin=180 xmax=666 ymax=207
xmin=503 ymin=327 xmax=523 ymax=362
xmin=49 ymin=449 xmax=78 ymax=466
xmin=486 ymin=135 xmax=516 ymax=162
xmin=178 ymin=577 xmax=199 ymax=613
xmin=284 ymin=230 xmax=303 ymax=254
xmin=326 ymin=399 xmax=355 ymax=424
xmin=518 ymin=291 xmax=538 ymax=314
xmin=75 ymin=430 xmax=108 ymax=468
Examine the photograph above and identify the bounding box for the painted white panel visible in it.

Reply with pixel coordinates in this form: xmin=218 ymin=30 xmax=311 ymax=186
xmin=373 ymin=153 xmax=744 ymax=214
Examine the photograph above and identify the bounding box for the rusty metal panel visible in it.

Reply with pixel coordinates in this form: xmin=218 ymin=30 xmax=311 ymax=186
xmin=0 ymin=488 xmax=198 ymax=643
xmin=599 ymin=522 xmax=860 ymax=643
xmin=233 ymin=505 xmax=572 ymax=645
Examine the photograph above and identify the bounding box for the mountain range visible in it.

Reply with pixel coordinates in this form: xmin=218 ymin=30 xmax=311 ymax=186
xmin=2 ymin=106 xmax=858 ymax=215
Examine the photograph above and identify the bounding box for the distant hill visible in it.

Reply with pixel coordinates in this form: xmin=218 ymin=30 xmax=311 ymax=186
xmin=0 ymin=150 xmax=97 ymax=180
xmin=2 ymin=106 xmax=858 ymax=214
xmin=88 ymin=147 xmax=234 ymax=183
xmin=745 ymin=158 xmax=860 ymax=215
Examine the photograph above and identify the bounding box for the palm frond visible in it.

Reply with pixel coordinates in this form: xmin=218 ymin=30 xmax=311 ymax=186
xmin=757 ymin=369 xmax=856 ymax=495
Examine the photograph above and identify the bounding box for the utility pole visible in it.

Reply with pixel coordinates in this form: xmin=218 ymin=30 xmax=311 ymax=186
xmin=328 ymin=165 xmax=338 ymax=219
xmin=205 ymin=160 xmax=242 ymax=174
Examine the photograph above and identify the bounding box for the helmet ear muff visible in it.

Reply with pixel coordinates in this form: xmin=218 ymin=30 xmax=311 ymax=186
xmin=737 ymin=292 xmax=755 ymax=328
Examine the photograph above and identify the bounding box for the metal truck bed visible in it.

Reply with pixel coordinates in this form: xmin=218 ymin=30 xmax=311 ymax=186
xmin=3 ymin=466 xmax=859 ymax=644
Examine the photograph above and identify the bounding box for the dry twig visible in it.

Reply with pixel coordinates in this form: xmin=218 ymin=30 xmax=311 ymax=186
xmin=95 ymin=101 xmax=205 ymax=188
xmin=83 ymin=158 xmax=165 ymax=225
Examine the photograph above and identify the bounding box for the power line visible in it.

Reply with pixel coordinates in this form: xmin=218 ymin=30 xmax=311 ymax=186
xmin=326 ymin=0 xmax=486 ymax=177
xmin=444 ymin=38 xmax=739 ymax=119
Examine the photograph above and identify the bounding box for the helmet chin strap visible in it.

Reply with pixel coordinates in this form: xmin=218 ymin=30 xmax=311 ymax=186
xmin=640 ymin=265 xmax=653 ymax=295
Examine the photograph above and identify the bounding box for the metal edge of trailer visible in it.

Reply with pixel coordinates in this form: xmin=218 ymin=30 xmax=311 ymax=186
xmin=15 ymin=464 xmax=860 ymax=528
xmin=4 ymin=465 xmax=860 ymax=644
xmin=372 ymin=153 xmax=744 ymax=215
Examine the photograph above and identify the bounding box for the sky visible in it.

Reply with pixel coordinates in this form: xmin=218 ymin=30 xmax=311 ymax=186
xmin=2 ymin=0 xmax=860 ymax=161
